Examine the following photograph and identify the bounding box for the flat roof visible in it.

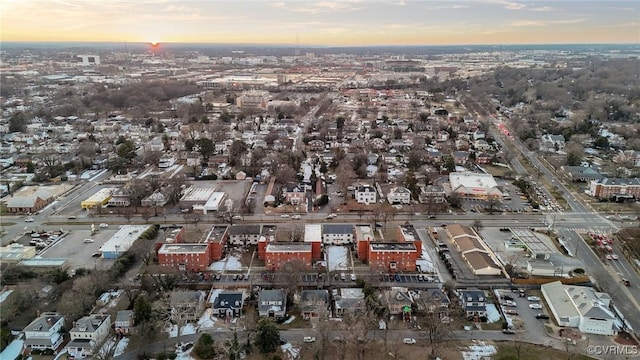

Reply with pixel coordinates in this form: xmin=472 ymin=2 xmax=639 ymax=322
xmin=399 ymin=225 xmax=419 ymax=242
xmin=449 ymin=172 xmax=498 ymax=189
xmin=100 ymin=225 xmax=151 ymax=254
xmin=266 ymin=243 xmax=312 ymax=252
xmin=304 ymin=224 xmax=322 ymax=242
xmin=203 ymin=192 xmax=226 ymax=209
xmin=158 ymin=243 xmax=208 ymax=254
xmin=370 ymin=242 xmax=416 ymax=251
xmin=84 ymin=188 xmax=115 ymax=203
xmin=180 ymin=186 xmax=217 ymax=202
xmin=323 ymin=224 xmax=354 ymax=235
xmin=19 ymin=258 xmax=67 ymax=267
xmin=204 ymin=226 xmax=228 ymax=243
xmin=510 ymin=229 xmax=554 ymax=255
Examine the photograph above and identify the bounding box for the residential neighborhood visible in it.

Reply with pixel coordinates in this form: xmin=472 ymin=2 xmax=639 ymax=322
xmin=0 ymin=41 xmax=639 ymax=360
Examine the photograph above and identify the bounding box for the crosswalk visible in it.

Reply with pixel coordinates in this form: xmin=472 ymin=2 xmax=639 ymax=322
xmin=545 ymin=211 xmax=600 ymax=216
xmin=558 ymin=227 xmax=616 ymax=234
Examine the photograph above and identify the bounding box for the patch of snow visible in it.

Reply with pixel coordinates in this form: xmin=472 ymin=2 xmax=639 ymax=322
xmin=165 ymin=323 xmax=197 ymax=338
xmin=283 ymin=315 xmax=296 ymax=324
xmin=208 ymin=288 xmax=224 ymax=303
xmin=198 ymin=308 xmax=218 ymax=329
xmin=0 ymin=290 xmax=14 ymax=304
xmin=281 ymin=342 xmax=300 ymax=360
xmin=485 ymin=304 xmax=501 ymax=323
xmin=174 ymin=345 xmax=195 ymax=360
xmin=113 ymin=338 xmax=129 ymax=357
xmin=1 ymin=339 xmax=23 ymax=360
xmin=326 ymin=246 xmax=348 ymax=271
xmin=461 ymin=340 xmax=497 ymax=360
xmin=97 ymin=337 xmax=116 ymax=358
xmin=208 ymin=255 xmax=243 ymax=271
xmin=379 ymin=319 xmax=387 ymax=330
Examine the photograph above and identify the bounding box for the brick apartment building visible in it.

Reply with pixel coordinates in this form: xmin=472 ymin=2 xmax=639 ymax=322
xmin=264 ymin=243 xmax=312 ymax=271
xmin=355 ymin=224 xmax=419 ymax=272
xmin=203 ymin=226 xmax=229 ymax=261
xmin=157 ymin=243 xmax=210 ymax=272
xmin=589 ymin=177 xmax=640 ymax=200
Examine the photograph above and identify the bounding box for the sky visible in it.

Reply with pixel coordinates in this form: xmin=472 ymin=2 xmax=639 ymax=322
xmin=1 ymin=0 xmax=638 ymax=46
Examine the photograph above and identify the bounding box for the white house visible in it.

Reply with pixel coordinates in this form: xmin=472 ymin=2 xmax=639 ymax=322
xmin=66 ymin=314 xmax=112 ymax=358
xmin=387 ymin=186 xmax=411 ymax=204
xmin=355 ymin=184 xmax=377 ymax=204
xmin=23 ymin=312 xmax=65 ymax=352
xmin=541 ymin=281 xmax=618 ymax=336
xmin=458 ymin=289 xmax=487 ymax=320
xmin=322 ymin=224 xmax=354 ymax=245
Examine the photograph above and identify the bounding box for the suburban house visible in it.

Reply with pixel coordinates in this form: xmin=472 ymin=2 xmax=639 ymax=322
xmin=380 ymin=287 xmax=413 ymax=320
xmin=23 ymin=312 xmax=65 ymax=352
xmin=212 ymin=291 xmax=245 ymax=318
xmin=258 ymin=290 xmax=287 ymax=318
xmin=458 ymin=289 xmax=487 ymax=320
xmin=284 ymin=185 xmax=306 ymax=206
xmin=539 ymin=134 xmax=566 ymax=153
xmin=298 ymin=290 xmax=330 ymax=320
xmin=334 ymin=288 xmax=367 ymax=318
xmin=65 ymin=314 xmax=111 ymax=359
xmin=387 ymin=186 xmax=411 ymax=204
xmin=541 ymin=281 xmax=618 ymax=336
xmin=114 ymin=310 xmax=134 ymax=335
xmin=355 ymin=184 xmax=377 ymax=204
xmin=413 ymin=289 xmax=451 ymax=320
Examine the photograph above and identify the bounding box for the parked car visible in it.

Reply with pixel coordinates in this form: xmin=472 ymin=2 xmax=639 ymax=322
xmin=402 ymin=338 xmax=416 ymax=344
xmin=303 ymin=336 xmax=316 ymax=343
xmin=232 ymin=215 xmax=242 ymax=220
xmin=67 ymin=216 xmax=77 ymax=219
xmin=350 ymin=274 xmax=356 ymax=281
xmin=232 ymin=274 xmax=239 ymax=281
xmin=535 ymin=313 xmax=550 ymax=319
xmin=605 ymin=254 xmax=613 ymax=260
xmin=504 ymin=309 xmax=519 ymax=315
xmin=611 ymin=254 xmax=619 ymax=260
xmin=527 ymin=296 xmax=540 ymax=302
xmin=502 ymin=300 xmax=517 ymax=307
xmin=99 ymin=223 xmax=109 ymax=228
xmin=502 ymin=295 xmax=514 ymax=301
xmin=83 ymin=238 xmax=94 ymax=243
xmin=280 ymin=214 xmax=290 ymax=218
xmin=292 ymin=215 xmax=301 ymax=220
xmin=215 ymin=274 xmax=222 ymax=281
xmin=529 ymin=303 xmax=543 ymax=309
xmin=502 ymin=329 xmax=516 ymax=334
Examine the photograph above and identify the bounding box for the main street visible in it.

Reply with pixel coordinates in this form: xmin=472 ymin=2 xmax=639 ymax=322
xmin=493 ymin=118 xmax=640 ymax=333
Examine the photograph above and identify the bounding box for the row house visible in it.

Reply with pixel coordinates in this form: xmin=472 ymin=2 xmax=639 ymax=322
xmin=228 ymin=224 xmax=263 ymax=246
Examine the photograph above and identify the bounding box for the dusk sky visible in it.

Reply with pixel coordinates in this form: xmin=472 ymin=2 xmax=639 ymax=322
xmin=1 ymin=0 xmax=638 ymax=45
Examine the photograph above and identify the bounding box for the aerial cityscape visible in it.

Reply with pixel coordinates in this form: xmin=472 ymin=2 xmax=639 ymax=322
xmin=1 ymin=1 xmax=640 ymax=360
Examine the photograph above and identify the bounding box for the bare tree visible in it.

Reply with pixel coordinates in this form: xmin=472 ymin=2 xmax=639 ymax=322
xmin=155 ymin=290 xmax=204 ymax=341
xmin=414 ymin=291 xmax=456 ymax=359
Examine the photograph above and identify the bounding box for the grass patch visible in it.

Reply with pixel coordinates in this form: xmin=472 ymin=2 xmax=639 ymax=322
xmin=276 ymin=311 xmax=310 ymax=329
xmin=482 ymin=321 xmax=506 ymax=330
xmin=494 ymin=341 xmax=595 ymax=360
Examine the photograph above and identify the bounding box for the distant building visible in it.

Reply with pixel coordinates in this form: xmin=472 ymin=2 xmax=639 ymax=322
xmin=445 ymin=224 xmax=502 ymax=276
xmin=99 ymin=225 xmax=151 ymax=259
xmin=0 ymin=243 xmax=36 ymax=263
xmin=562 ymin=166 xmax=604 ymax=182
xmin=448 ymin=172 xmax=502 ymax=200
xmin=82 ymin=188 xmax=115 ymax=209
xmin=115 ymin=310 xmax=134 ymax=335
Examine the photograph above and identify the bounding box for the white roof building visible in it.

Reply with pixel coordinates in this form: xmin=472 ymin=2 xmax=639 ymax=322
xmin=99 ymin=225 xmax=151 ymax=259
xmin=541 ymin=281 xmax=619 ymax=336
xmin=448 ymin=172 xmax=502 ymax=200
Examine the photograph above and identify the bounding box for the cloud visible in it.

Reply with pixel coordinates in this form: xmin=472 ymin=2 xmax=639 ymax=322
xmin=509 ymin=18 xmax=586 ymax=27
xmin=530 ymin=6 xmax=553 ymax=12
xmin=426 ymin=4 xmax=471 ymax=10
xmin=287 ymin=1 xmax=361 ymax=14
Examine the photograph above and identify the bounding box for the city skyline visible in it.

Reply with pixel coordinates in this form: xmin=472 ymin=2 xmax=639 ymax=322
xmin=1 ymin=0 xmax=639 ymax=46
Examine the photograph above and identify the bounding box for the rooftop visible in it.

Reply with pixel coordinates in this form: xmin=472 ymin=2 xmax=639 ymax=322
xmin=266 ymin=243 xmax=312 ymax=252
xmin=370 ymin=242 xmax=416 ymax=251
xmin=204 ymin=225 xmax=229 ymax=243
xmin=158 ymin=243 xmax=208 ymax=254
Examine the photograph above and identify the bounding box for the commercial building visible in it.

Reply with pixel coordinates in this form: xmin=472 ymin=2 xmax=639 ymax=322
xmin=0 ymin=243 xmax=36 ymax=263
xmin=541 ymin=281 xmax=619 ymax=336
xmin=445 ymin=224 xmax=503 ymax=276
xmin=99 ymin=225 xmax=151 ymax=259
xmin=589 ymin=178 xmax=640 ymax=200
xmin=81 ymin=188 xmax=115 ymax=209
xmin=448 ymin=172 xmax=502 ymax=200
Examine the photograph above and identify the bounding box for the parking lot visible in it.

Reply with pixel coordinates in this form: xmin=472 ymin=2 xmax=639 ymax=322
xmin=496 ymin=288 xmax=550 ymax=340
xmin=38 ymin=225 xmax=117 ymax=270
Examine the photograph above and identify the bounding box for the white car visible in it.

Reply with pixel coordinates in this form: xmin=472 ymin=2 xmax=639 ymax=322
xmin=402 ymin=338 xmax=416 ymax=345
xmin=291 ymin=215 xmax=301 ymax=220
xmin=99 ymin=223 xmax=109 ymax=228
xmin=350 ymin=274 xmax=357 ymax=281
xmin=280 ymin=214 xmax=290 ymax=218
xmin=527 ymin=296 xmax=540 ymax=302
xmin=529 ymin=303 xmax=543 ymax=309
xmin=25 ymin=217 xmax=34 ymax=222
xmin=303 ymin=336 xmax=316 ymax=343
xmin=232 ymin=215 xmax=242 ymax=220
xmin=83 ymin=238 xmax=94 ymax=243
xmin=611 ymin=254 xmax=619 ymax=260
xmin=605 ymin=254 xmax=613 ymax=260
